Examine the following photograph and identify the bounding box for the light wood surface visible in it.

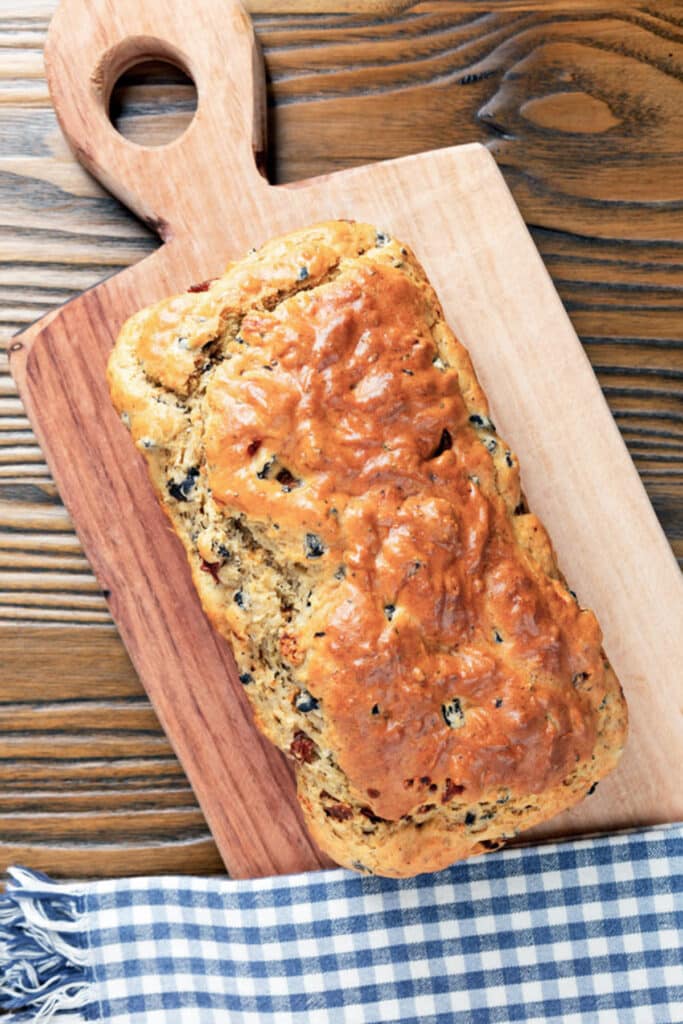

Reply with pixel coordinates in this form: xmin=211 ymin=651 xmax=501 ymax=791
xmin=1 ymin=1 xmax=681 ymax=878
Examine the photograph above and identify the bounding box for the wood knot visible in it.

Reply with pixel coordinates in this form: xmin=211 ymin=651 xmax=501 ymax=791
xmin=521 ymin=92 xmax=620 ymax=134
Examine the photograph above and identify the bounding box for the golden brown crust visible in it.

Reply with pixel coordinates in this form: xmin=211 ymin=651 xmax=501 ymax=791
xmin=107 ymin=220 xmax=628 ymax=877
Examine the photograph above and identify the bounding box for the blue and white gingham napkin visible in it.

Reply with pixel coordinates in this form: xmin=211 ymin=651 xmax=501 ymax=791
xmin=1 ymin=824 xmax=681 ymax=1024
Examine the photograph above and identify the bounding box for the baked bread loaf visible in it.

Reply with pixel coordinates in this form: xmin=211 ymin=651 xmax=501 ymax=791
xmin=108 ymin=221 xmax=628 ymax=877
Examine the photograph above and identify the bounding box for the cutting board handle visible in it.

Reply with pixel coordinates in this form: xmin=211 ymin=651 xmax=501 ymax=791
xmin=44 ymin=0 xmax=267 ymax=242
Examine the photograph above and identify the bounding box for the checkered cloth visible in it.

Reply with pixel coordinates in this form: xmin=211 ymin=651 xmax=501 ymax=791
xmin=1 ymin=824 xmax=681 ymax=1023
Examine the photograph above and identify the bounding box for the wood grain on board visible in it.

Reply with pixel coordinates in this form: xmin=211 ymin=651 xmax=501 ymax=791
xmin=1 ymin=1 xmax=681 ymax=878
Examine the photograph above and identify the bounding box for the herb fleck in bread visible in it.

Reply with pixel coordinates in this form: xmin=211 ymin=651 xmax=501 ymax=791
xmin=107 ymin=221 xmax=628 ymax=877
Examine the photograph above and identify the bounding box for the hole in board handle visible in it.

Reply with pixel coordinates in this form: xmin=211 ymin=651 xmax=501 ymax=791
xmin=109 ymin=59 xmax=197 ymax=148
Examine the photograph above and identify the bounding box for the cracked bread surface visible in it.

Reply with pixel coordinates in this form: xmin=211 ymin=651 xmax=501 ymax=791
xmin=107 ymin=220 xmax=628 ymax=878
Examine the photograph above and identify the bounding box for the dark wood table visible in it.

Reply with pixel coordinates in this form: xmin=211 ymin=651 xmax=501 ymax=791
xmin=1 ymin=1 xmax=681 ymax=878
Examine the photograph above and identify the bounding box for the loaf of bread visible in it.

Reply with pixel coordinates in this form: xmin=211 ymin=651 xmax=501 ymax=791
xmin=108 ymin=221 xmax=627 ymax=877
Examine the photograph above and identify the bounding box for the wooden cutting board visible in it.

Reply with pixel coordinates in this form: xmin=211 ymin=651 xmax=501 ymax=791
xmin=10 ymin=0 xmax=683 ymax=879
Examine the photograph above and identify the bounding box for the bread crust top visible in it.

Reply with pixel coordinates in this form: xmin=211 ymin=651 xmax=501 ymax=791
xmin=109 ymin=221 xmax=626 ymax=830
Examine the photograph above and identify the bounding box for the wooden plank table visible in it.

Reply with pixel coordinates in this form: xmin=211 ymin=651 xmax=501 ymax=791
xmin=1 ymin=0 xmax=681 ymax=879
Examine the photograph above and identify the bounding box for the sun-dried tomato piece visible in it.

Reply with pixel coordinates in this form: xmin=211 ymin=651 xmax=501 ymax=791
xmin=324 ymin=802 xmax=353 ymax=821
xmin=200 ymin=560 xmax=221 ymax=583
xmin=290 ymin=731 xmax=317 ymax=764
xmin=187 ymin=278 xmax=216 ymax=293
xmin=442 ymin=778 xmax=465 ymax=804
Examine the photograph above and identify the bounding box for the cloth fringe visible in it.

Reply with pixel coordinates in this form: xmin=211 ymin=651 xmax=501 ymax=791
xmin=0 ymin=867 xmax=91 ymax=1021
